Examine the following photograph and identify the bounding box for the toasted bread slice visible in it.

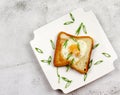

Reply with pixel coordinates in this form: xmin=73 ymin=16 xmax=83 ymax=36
xmin=54 ymin=32 xmax=94 ymax=74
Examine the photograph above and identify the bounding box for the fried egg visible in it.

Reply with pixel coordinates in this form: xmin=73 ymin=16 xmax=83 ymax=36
xmin=61 ymin=37 xmax=87 ymax=63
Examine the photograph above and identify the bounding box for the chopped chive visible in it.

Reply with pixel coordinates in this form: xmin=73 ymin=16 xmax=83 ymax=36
xmin=48 ymin=56 xmax=52 ymax=65
xmin=63 ymin=12 xmax=75 ymax=25
xmin=64 ymin=21 xmax=74 ymax=25
xmin=93 ymin=43 xmax=99 ymax=49
xmin=41 ymin=56 xmax=52 ymax=65
xmin=102 ymin=52 xmax=111 ymax=58
xmin=67 ymin=52 xmax=72 ymax=60
xmin=48 ymin=56 xmax=52 ymax=61
xmin=94 ymin=60 xmax=103 ymax=65
xmin=66 ymin=58 xmax=74 ymax=72
xmin=61 ymin=77 xmax=71 ymax=82
xmin=89 ymin=59 xmax=93 ymax=69
xmin=65 ymin=81 xmax=72 ymax=88
xmin=83 ymin=25 xmax=87 ymax=34
xmin=84 ymin=73 xmax=87 ymax=81
xmin=70 ymin=36 xmax=77 ymax=42
xmin=75 ymin=22 xmax=83 ymax=35
xmin=50 ymin=40 xmax=55 ymax=50
xmin=35 ymin=48 xmax=43 ymax=53
xmin=41 ymin=60 xmax=48 ymax=63
xmin=66 ymin=65 xmax=70 ymax=72
xmin=63 ymin=39 xmax=68 ymax=48
xmin=70 ymin=58 xmax=74 ymax=65
xmin=69 ymin=13 xmax=75 ymax=21
xmin=57 ymin=68 xmax=60 ymax=83
xmin=61 ymin=77 xmax=72 ymax=88
xmin=77 ymin=43 xmax=80 ymax=51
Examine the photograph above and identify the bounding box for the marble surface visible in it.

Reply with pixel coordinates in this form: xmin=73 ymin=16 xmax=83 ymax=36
xmin=0 ymin=0 xmax=120 ymax=95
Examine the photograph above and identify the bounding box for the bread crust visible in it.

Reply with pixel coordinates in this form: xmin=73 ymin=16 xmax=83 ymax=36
xmin=54 ymin=32 xmax=69 ymax=66
xmin=54 ymin=32 xmax=94 ymax=74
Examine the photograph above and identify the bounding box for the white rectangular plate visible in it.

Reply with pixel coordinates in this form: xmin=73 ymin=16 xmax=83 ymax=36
xmin=30 ymin=8 xmax=118 ymax=94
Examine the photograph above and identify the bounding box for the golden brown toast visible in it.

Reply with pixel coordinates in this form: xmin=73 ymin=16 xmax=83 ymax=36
xmin=54 ymin=32 xmax=94 ymax=74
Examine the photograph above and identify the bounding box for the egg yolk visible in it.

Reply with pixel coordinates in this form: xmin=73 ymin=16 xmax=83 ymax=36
xmin=69 ymin=44 xmax=80 ymax=56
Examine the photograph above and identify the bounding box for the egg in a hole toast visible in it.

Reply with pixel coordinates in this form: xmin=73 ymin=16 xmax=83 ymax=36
xmin=54 ymin=32 xmax=94 ymax=74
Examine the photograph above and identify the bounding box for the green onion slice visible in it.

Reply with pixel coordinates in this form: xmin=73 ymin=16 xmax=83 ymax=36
xmin=70 ymin=58 xmax=74 ymax=65
xmin=93 ymin=43 xmax=99 ymax=49
xmin=83 ymin=25 xmax=87 ymax=34
xmin=66 ymin=65 xmax=70 ymax=72
xmin=69 ymin=12 xmax=75 ymax=21
xmin=67 ymin=52 xmax=72 ymax=60
xmin=35 ymin=48 xmax=43 ymax=53
xmin=77 ymin=43 xmax=80 ymax=51
xmin=84 ymin=73 xmax=87 ymax=81
xmin=75 ymin=22 xmax=83 ymax=35
xmin=70 ymin=37 xmax=77 ymax=42
xmin=41 ymin=56 xmax=52 ymax=65
xmin=61 ymin=77 xmax=71 ymax=82
xmin=102 ymin=52 xmax=111 ymax=58
xmin=56 ymin=68 xmax=60 ymax=83
xmin=41 ymin=60 xmax=48 ymax=63
xmin=61 ymin=76 xmax=72 ymax=88
xmin=63 ymin=39 xmax=68 ymax=48
xmin=94 ymin=60 xmax=103 ymax=65
xmin=66 ymin=58 xmax=74 ymax=72
xmin=50 ymin=40 xmax=55 ymax=50
xmin=65 ymin=81 xmax=72 ymax=88
xmin=64 ymin=21 xmax=73 ymax=25
xmin=89 ymin=59 xmax=93 ymax=69
xmin=48 ymin=56 xmax=52 ymax=65
xmin=63 ymin=12 xmax=75 ymax=25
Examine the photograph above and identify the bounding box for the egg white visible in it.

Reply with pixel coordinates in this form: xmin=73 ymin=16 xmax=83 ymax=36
xmin=61 ymin=38 xmax=87 ymax=63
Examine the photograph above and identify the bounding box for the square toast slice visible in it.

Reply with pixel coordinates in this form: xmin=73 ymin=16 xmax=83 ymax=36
xmin=54 ymin=32 xmax=94 ymax=74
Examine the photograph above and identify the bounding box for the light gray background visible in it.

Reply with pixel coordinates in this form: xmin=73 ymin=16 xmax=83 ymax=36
xmin=0 ymin=0 xmax=120 ymax=95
